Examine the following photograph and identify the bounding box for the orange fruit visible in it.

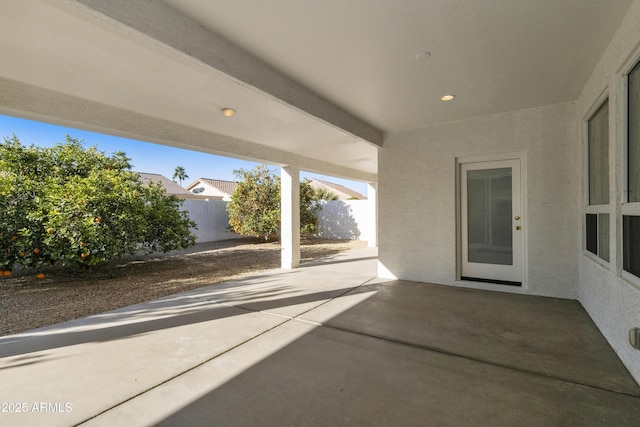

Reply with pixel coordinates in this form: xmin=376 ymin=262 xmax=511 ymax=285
xmin=18 ymin=252 xmax=25 ymax=258
xmin=95 ymin=217 xmax=102 ymax=223
xmin=80 ymin=242 xmax=87 ymax=247
xmin=11 ymin=236 xmax=18 ymax=242
xmin=33 ymin=248 xmax=40 ymax=254
xmin=81 ymin=253 xmax=88 ymax=259
xmin=46 ymin=228 xmax=55 ymax=234
xmin=36 ymin=273 xmax=45 ymax=280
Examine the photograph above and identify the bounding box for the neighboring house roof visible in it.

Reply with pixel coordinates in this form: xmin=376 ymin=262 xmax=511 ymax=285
xmin=186 ymin=178 xmax=238 ymax=200
xmin=138 ymin=172 xmax=216 ymax=200
xmin=309 ymin=179 xmax=367 ymax=200
xmin=185 ymin=177 xmax=365 ymax=201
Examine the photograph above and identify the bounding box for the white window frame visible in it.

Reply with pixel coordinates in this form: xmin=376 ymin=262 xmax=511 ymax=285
xmin=621 ymin=59 xmax=640 ymax=286
xmin=583 ymin=94 xmax=611 ymax=267
xmin=455 ymin=151 xmax=528 ymax=291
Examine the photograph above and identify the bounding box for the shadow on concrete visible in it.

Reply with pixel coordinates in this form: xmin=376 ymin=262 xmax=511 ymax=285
xmin=4 ymin=247 xmax=640 ymax=426
xmin=155 ymin=280 xmax=640 ymax=426
xmin=301 ymin=255 xmax=378 ymax=267
xmin=0 ymin=284 xmax=357 ymax=358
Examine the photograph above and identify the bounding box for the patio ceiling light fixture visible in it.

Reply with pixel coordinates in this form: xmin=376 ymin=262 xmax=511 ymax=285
xmin=221 ymin=108 xmax=236 ymax=118
xmin=440 ymin=94 xmax=455 ymax=102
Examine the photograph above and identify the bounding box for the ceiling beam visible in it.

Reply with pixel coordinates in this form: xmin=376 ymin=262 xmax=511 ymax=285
xmin=0 ymin=77 xmax=377 ymax=183
xmin=67 ymin=0 xmax=384 ymax=148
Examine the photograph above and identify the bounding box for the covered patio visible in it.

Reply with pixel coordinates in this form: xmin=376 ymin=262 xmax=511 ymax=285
xmin=1 ymin=247 xmax=638 ymax=426
xmin=2 ymin=1 xmax=640 ymax=422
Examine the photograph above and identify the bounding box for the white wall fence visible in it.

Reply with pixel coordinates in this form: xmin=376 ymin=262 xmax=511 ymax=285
xmin=181 ymin=199 xmax=245 ymax=243
xmin=316 ymin=200 xmax=370 ymax=241
xmin=181 ymin=199 xmax=371 ymax=243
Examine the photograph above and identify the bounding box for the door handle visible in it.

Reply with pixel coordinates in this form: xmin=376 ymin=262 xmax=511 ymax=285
xmin=514 ymin=226 xmax=521 ymax=230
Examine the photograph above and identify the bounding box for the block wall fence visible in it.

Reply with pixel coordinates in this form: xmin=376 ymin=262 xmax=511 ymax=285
xmin=181 ymin=199 xmax=371 ymax=243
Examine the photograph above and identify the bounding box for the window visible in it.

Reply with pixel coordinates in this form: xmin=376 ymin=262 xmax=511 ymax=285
xmin=624 ymin=60 xmax=640 ymax=278
xmin=589 ymin=100 xmax=610 ymax=206
xmin=585 ymin=99 xmax=610 ymax=262
xmin=623 ymin=216 xmax=640 ymax=277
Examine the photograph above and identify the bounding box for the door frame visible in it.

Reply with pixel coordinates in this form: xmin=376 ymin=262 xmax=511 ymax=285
xmin=456 ymin=152 xmax=528 ymax=289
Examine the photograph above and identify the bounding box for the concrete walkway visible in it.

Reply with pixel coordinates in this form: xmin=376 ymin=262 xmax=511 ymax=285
xmin=0 ymin=247 xmax=638 ymax=426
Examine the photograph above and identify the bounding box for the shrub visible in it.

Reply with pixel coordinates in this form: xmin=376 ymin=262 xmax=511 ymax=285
xmin=0 ymin=135 xmax=196 ymax=271
xmin=227 ymin=165 xmax=321 ymax=240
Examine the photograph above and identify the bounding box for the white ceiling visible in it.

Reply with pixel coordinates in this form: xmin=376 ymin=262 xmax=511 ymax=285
xmin=163 ymin=0 xmax=633 ymax=131
xmin=0 ymin=0 xmax=634 ymax=181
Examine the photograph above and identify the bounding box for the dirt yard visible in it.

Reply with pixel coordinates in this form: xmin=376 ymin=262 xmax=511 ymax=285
xmin=0 ymin=238 xmax=366 ymax=336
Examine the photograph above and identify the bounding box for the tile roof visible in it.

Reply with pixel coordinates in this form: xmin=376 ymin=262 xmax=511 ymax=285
xmin=310 ymin=179 xmax=366 ymax=200
xmin=138 ymin=172 xmax=193 ymax=196
xmin=191 ymin=178 xmax=238 ymax=196
xmin=187 ymin=177 xmax=365 ymax=200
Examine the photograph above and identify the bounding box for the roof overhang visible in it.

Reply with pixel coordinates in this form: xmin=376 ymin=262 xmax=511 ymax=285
xmin=0 ymin=0 xmax=380 ymax=182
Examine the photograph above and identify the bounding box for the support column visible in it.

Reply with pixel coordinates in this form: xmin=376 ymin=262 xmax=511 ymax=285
xmin=367 ymin=182 xmax=378 ymax=247
xmin=281 ymin=165 xmax=300 ymax=269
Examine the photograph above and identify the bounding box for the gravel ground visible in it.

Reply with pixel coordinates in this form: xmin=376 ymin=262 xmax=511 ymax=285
xmin=0 ymin=237 xmax=366 ymax=336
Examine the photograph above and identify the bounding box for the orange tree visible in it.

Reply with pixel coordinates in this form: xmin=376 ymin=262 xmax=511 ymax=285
xmin=227 ymin=165 xmax=321 ymax=240
xmin=0 ymin=135 xmax=196 ymax=271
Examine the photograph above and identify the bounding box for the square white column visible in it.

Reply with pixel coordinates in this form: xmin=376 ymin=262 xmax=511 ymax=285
xmin=281 ymin=166 xmax=300 ymax=269
xmin=367 ymin=182 xmax=378 ymax=247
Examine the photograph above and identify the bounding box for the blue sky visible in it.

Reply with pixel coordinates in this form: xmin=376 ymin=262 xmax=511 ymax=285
xmin=0 ymin=114 xmax=368 ymax=195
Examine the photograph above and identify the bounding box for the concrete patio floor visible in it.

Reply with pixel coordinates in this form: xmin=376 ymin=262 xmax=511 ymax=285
xmin=0 ymin=247 xmax=639 ymax=426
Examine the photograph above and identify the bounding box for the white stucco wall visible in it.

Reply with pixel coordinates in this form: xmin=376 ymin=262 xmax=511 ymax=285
xmin=575 ymin=0 xmax=640 ymax=384
xmin=182 ymin=198 xmax=372 ymax=244
xmin=379 ymin=102 xmax=579 ymax=299
xmin=181 ymin=199 xmax=244 ymax=243
xmin=316 ymin=200 xmax=370 ymax=241
xmin=200 ymin=188 xmax=231 ymax=201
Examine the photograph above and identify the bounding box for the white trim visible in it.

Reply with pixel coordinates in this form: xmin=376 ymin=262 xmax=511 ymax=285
xmin=620 ymin=58 xmax=640 ymax=219
xmin=457 ymin=151 xmax=525 ymax=165
xmin=582 ymin=116 xmax=589 ymax=211
xmin=584 ymin=205 xmax=612 ymax=214
xmin=620 ymin=57 xmax=640 ymax=288
xmin=622 ymin=269 xmax=640 ymax=292
xmin=615 ymin=73 xmax=627 ymax=276
xmin=622 ymin=61 xmax=640 ymax=211
xmin=619 ymin=73 xmax=630 ymax=205
xmin=582 ymin=93 xmax=612 ymax=265
xmin=583 ymin=247 xmax=612 ymax=271
xmin=616 ymin=39 xmax=640 ymax=76
xmin=582 ymin=87 xmax=610 ymax=122
xmin=456 ymin=153 xmax=527 ymax=288
xmin=581 ymin=94 xmax=609 ymax=211
xmin=622 ymin=205 xmax=640 ymax=215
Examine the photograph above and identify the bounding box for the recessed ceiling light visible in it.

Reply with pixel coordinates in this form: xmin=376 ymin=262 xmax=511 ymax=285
xmin=415 ymin=51 xmax=431 ymax=60
xmin=440 ymin=94 xmax=455 ymax=101
xmin=221 ymin=108 xmax=236 ymax=118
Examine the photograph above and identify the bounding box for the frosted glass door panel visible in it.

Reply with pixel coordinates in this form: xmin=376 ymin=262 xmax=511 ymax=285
xmin=467 ymin=168 xmax=513 ymax=266
xmin=460 ymin=158 xmax=522 ymax=284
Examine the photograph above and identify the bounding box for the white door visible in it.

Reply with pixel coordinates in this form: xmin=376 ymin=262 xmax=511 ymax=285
xmin=460 ymin=159 xmax=523 ymax=285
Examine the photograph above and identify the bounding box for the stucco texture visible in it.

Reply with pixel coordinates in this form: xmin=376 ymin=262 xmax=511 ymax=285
xmin=575 ymin=0 xmax=640 ymax=385
xmin=379 ymin=102 xmax=578 ymax=299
